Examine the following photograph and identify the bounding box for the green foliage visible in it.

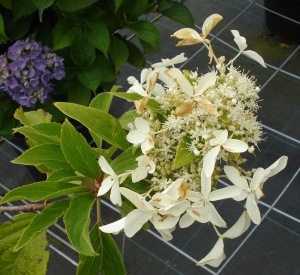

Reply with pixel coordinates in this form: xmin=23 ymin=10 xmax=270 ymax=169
xmin=77 ymin=223 xmax=126 ymax=275
xmin=0 ymin=213 xmax=49 ymax=275
xmin=64 ymin=193 xmax=97 ymax=256
xmin=173 ymin=135 xmax=197 ymax=169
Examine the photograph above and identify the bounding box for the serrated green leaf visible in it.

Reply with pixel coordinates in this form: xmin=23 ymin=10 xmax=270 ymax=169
xmin=89 ymin=92 xmax=113 ymax=147
xmin=64 ymin=193 xmax=97 ymax=256
xmin=11 ymin=143 xmax=72 ymax=171
xmin=71 ymin=33 xmax=96 ymax=68
xmin=85 ymin=21 xmax=110 ymax=57
xmin=0 ymin=13 xmax=7 ymax=43
xmin=11 ymin=0 xmax=37 ymax=21
xmin=52 ymin=18 xmax=80 ymax=50
xmin=109 ymin=36 xmax=128 ymax=73
xmin=173 ymin=135 xmax=197 ymax=169
xmin=55 ymin=102 xmax=129 ymax=150
xmin=160 ymin=2 xmax=194 ymax=28
xmin=77 ymin=223 xmax=126 ymax=275
xmin=0 ymin=213 xmax=49 ymax=275
xmin=119 ymin=110 xmax=140 ymax=130
xmin=14 ymin=107 xmax=52 ymax=126
xmin=68 ymin=80 xmax=92 ymax=106
xmin=61 ymin=119 xmax=101 ymax=179
xmin=128 ymin=20 xmax=159 ymax=52
xmin=13 ymin=123 xmax=62 ymax=145
xmin=15 ymin=200 xmax=70 ymax=250
xmin=47 ymin=168 xmax=82 ymax=182
xmin=58 ymin=0 xmax=98 ymax=11
xmin=77 ymin=66 xmax=102 ymax=91
xmin=0 ymin=181 xmax=90 ymax=204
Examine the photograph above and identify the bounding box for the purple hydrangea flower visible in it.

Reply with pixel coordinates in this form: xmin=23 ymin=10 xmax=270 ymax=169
xmin=0 ymin=39 xmax=65 ymax=107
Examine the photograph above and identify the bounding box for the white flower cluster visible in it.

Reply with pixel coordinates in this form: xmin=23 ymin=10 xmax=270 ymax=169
xmin=97 ymin=14 xmax=288 ymax=267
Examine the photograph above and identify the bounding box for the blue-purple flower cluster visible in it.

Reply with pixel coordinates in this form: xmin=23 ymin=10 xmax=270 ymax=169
xmin=0 ymin=39 xmax=65 ymax=107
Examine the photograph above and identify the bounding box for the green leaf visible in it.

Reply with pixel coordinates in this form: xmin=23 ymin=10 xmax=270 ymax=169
xmin=11 ymin=143 xmax=72 ymax=171
xmin=61 ymin=119 xmax=101 ymax=179
xmin=0 ymin=213 xmax=49 ymax=275
xmin=64 ymin=193 xmax=97 ymax=256
xmin=110 ymin=147 xmax=140 ymax=174
xmin=159 ymin=1 xmax=194 ymax=28
xmin=58 ymin=0 xmax=98 ymax=11
xmin=0 ymin=13 xmax=7 ymax=43
xmin=173 ymin=135 xmax=197 ymax=169
xmin=119 ymin=110 xmax=140 ymax=130
xmin=31 ymin=0 xmax=54 ymax=19
xmin=68 ymin=80 xmax=92 ymax=106
xmin=52 ymin=18 xmax=80 ymax=50
xmin=11 ymin=0 xmax=37 ymax=21
xmin=119 ymin=0 xmax=147 ymax=19
xmin=71 ymin=33 xmax=96 ymax=68
xmin=15 ymin=200 xmax=70 ymax=250
xmin=89 ymin=92 xmax=113 ymax=147
xmin=47 ymin=168 xmax=83 ymax=182
xmin=14 ymin=107 xmax=52 ymax=126
xmin=85 ymin=21 xmax=110 ymax=57
xmin=128 ymin=20 xmax=159 ymax=52
xmin=77 ymin=223 xmax=126 ymax=275
xmin=125 ymin=40 xmax=145 ymax=67
xmin=109 ymin=36 xmax=128 ymax=73
xmin=54 ymin=102 xmax=129 ymax=150
xmin=77 ymin=66 xmax=102 ymax=91
xmin=94 ymin=54 xmax=116 ymax=83
xmin=0 ymin=181 xmax=90 ymax=204
xmin=113 ymin=0 xmax=123 ymax=11
xmin=14 ymin=123 xmax=62 ymax=145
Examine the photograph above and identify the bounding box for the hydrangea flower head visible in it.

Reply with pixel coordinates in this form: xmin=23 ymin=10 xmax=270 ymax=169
xmin=0 ymin=39 xmax=65 ymax=107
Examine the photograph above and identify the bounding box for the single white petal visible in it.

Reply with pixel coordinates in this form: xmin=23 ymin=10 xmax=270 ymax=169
xmin=223 ymin=139 xmax=248 ymax=153
xmin=99 ymin=217 xmax=126 ymax=234
xmin=132 ymin=166 xmax=148 ymax=183
xmin=120 ymin=187 xmax=155 ymax=211
xmin=150 ymin=193 xmax=177 ymax=208
xmin=172 ymin=28 xmax=202 ymax=40
xmin=246 ymin=193 xmax=261 ymax=224
xmin=195 ymin=71 xmax=216 ymax=96
xmin=151 ymin=215 xmax=179 ymax=230
xmin=243 ymin=50 xmax=267 ymax=68
xmin=222 ymin=211 xmax=251 ymax=239
xmin=156 ymin=227 xmax=175 ymax=241
xmin=134 ymin=117 xmax=150 ymax=132
xmin=127 ymin=130 xmax=146 ymax=144
xmin=233 ymin=190 xmax=248 ymax=201
xmin=212 ymin=129 xmax=228 ymax=145
xmin=196 ymin=238 xmax=225 ymax=267
xmin=98 ymin=156 xmax=115 ymax=176
xmin=140 ymin=68 xmax=152 ymax=84
xmin=179 ymin=212 xmax=195 ymax=228
xmin=163 ymin=178 xmax=183 ymax=199
xmin=207 ymin=202 xmax=226 ymax=227
xmin=224 ymin=166 xmax=249 ymax=189
xmin=203 ymin=145 xmax=221 ymax=177
xmin=187 ymin=205 xmax=211 ymax=224
xmin=234 ymin=36 xmax=247 ymax=51
xmin=152 ymin=83 xmax=165 ymax=96
xmin=263 ymin=156 xmax=288 ymax=181
xmin=97 ymin=176 xmax=115 ymax=196
xmin=165 ymin=68 xmax=193 ymax=96
xmin=127 ymin=76 xmax=137 ymax=85
xmin=202 ymin=14 xmax=223 ymax=38
xmin=201 ymin=169 xmax=211 ymax=196
xmin=231 ymin=30 xmax=240 ymax=38
xmin=124 ymin=209 xmax=154 ymax=237
xmin=209 ymin=186 xmax=242 ymax=201
xmin=186 ymin=191 xmax=202 ymax=202
xmin=146 ymin=70 xmax=159 ymax=94
xmin=159 ymin=200 xmax=190 ymax=216
xmin=141 ymin=138 xmax=154 ymax=154
xmin=128 ymin=81 xmax=147 ymax=96
xmin=250 ymin=167 xmax=265 ymax=190
xmin=110 ymin=181 xmax=122 ymax=206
